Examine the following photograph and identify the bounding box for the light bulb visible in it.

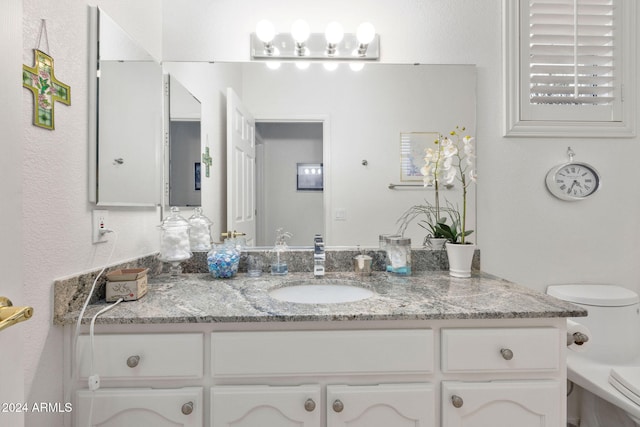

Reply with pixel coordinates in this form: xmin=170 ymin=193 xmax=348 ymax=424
xmin=256 ymin=20 xmax=275 ymax=43
xmin=323 ymin=62 xmax=339 ymax=71
xmin=291 ymin=20 xmax=310 ymax=43
xmin=325 ymin=22 xmax=344 ymax=44
xmin=356 ymin=22 xmax=376 ymax=44
xmin=295 ymin=61 xmax=311 ymax=70
xmin=349 ymin=62 xmax=365 ymax=72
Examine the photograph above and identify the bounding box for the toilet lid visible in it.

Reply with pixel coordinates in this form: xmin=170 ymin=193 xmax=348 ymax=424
xmin=547 ymin=284 xmax=640 ymax=307
xmin=610 ymin=367 xmax=640 ymax=405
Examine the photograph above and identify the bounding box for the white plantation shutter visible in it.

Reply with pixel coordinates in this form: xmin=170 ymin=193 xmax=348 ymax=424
xmin=505 ymin=0 xmax=635 ymax=137
xmin=523 ymin=0 xmax=617 ymax=121
xmin=529 ymin=0 xmax=614 ymax=106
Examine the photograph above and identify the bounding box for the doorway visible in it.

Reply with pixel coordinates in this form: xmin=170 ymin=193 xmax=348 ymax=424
xmin=255 ymin=121 xmax=324 ymax=247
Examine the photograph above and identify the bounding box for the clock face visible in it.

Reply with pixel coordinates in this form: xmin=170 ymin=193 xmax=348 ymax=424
xmin=546 ymin=162 xmax=600 ymax=200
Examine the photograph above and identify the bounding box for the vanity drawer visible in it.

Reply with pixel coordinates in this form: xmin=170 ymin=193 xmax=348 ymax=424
xmin=441 ymin=327 xmax=560 ymax=373
xmin=77 ymin=333 xmax=203 ymax=379
xmin=211 ymin=329 xmax=434 ymax=377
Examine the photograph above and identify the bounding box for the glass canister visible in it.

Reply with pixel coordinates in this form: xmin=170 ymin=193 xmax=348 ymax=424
xmin=188 ymin=207 xmax=213 ymax=251
xmin=207 ymin=240 xmax=241 ymax=278
xmin=385 ymin=236 xmax=411 ymax=275
xmin=159 ymin=207 xmax=192 ymax=275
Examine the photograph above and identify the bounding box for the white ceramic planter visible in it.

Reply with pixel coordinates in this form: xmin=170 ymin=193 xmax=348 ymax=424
xmin=445 ymin=242 xmax=476 ymax=278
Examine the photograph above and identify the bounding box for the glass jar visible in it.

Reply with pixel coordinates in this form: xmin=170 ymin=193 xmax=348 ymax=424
xmin=159 ymin=207 xmax=192 ymax=276
xmin=188 ymin=207 xmax=213 ymax=251
xmin=207 ymin=240 xmax=240 ymax=278
xmin=385 ymin=236 xmax=411 ymax=275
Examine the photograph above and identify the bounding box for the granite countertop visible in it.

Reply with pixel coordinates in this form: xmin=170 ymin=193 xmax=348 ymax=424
xmin=58 ymin=271 xmax=586 ymax=325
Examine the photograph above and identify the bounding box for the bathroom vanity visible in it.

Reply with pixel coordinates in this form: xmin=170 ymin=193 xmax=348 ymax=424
xmin=56 ymin=270 xmax=585 ymax=427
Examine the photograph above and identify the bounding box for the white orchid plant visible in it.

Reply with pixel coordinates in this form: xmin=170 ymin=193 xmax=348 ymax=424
xmin=422 ymin=126 xmax=476 ymax=244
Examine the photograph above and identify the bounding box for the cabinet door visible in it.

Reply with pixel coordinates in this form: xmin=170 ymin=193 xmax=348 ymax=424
xmin=327 ymin=383 xmax=435 ymax=427
xmin=442 ymin=381 xmax=562 ymax=427
xmin=75 ymin=387 xmax=202 ymax=427
xmin=211 ymin=385 xmax=321 ymax=427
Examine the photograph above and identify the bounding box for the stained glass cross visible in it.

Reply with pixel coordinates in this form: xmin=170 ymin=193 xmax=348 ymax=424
xmin=202 ymin=147 xmax=213 ymax=178
xmin=23 ymin=49 xmax=71 ymax=130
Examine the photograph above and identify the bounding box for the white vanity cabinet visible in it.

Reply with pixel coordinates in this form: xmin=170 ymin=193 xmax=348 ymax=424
xmin=210 ymin=330 xmax=436 ymax=427
xmin=76 ymin=387 xmax=203 ymax=427
xmin=212 ymin=385 xmax=321 ymax=427
xmin=72 ymin=333 xmax=204 ymax=427
xmin=66 ymin=321 xmax=567 ymax=427
xmin=440 ymin=327 xmax=563 ymax=427
xmin=211 ymin=383 xmax=435 ymax=427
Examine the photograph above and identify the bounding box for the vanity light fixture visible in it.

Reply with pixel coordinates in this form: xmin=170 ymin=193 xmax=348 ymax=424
xmin=291 ymin=19 xmax=311 ymax=56
xmin=325 ymin=21 xmax=344 ymax=57
xmin=250 ymin=20 xmax=379 ymax=62
xmin=355 ymin=22 xmax=376 ymax=56
xmin=255 ymin=20 xmax=277 ymax=56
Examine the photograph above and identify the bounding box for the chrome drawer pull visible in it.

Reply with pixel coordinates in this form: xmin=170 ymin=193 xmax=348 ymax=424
xmin=451 ymin=395 xmax=464 ymax=408
xmin=126 ymin=355 xmax=140 ymax=368
xmin=304 ymin=398 xmax=316 ymax=412
xmin=332 ymin=399 xmax=344 ymax=413
xmin=500 ymin=348 xmax=514 ymax=360
xmin=181 ymin=401 xmax=193 ymax=415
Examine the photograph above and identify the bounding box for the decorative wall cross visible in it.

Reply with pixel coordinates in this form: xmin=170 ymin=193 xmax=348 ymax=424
xmin=202 ymin=147 xmax=213 ymax=178
xmin=23 ymin=49 xmax=71 ymax=130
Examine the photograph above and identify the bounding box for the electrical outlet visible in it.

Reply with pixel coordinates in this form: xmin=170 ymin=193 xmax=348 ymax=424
xmin=92 ymin=210 xmax=109 ymax=243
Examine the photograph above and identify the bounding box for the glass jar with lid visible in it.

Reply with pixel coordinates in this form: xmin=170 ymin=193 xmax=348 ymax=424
xmin=385 ymin=236 xmax=411 ymax=275
xmin=159 ymin=207 xmax=192 ymax=276
xmin=188 ymin=207 xmax=213 ymax=251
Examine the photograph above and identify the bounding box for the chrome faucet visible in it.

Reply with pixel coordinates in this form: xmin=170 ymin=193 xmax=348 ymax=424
xmin=314 ymin=234 xmax=325 ymax=277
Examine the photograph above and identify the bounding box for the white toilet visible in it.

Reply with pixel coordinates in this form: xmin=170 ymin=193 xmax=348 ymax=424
xmin=547 ymin=284 xmax=640 ymax=427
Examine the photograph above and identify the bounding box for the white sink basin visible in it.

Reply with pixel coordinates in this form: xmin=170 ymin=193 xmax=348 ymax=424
xmin=269 ymin=283 xmax=374 ymax=304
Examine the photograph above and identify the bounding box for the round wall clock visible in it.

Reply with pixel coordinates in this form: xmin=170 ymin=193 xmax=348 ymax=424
xmin=545 ymin=159 xmax=601 ymax=201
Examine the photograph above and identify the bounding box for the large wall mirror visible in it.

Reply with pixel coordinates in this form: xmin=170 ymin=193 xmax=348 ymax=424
xmin=88 ymin=7 xmax=163 ymax=207
xmin=90 ymin=8 xmax=477 ymax=247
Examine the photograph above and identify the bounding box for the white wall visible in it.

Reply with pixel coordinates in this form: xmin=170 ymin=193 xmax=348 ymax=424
xmin=14 ymin=0 xmax=640 ymax=424
xmin=22 ymin=1 xmax=162 ymax=425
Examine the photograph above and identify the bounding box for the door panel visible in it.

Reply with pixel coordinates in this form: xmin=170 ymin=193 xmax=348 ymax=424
xmin=226 ymin=88 xmax=256 ymax=245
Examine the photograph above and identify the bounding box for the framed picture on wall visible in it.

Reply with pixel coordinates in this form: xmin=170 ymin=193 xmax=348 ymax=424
xmin=194 ymin=162 xmax=201 ymax=190
xmin=296 ymin=163 xmax=323 ymax=191
xmin=400 ymin=132 xmax=439 ymax=181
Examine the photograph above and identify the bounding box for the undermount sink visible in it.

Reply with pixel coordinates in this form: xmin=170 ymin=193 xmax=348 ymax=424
xmin=268 ymin=281 xmax=374 ymax=304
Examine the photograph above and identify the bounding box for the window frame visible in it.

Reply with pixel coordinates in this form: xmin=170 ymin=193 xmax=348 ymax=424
xmin=504 ymin=0 xmax=637 ymax=138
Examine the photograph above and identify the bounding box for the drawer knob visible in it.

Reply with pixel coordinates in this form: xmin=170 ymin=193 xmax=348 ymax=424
xmin=332 ymin=399 xmax=344 ymax=413
xmin=126 ymin=355 xmax=140 ymax=368
xmin=451 ymin=395 xmax=464 ymax=408
xmin=304 ymin=398 xmax=316 ymax=412
xmin=500 ymin=348 xmax=514 ymax=360
xmin=181 ymin=401 xmax=194 ymax=415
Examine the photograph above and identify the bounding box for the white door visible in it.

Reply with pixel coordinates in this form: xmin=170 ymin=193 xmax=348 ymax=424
xmin=327 ymin=384 xmax=435 ymax=427
xmin=226 ymin=88 xmax=256 ymax=246
xmin=1 ymin=1 xmax=25 ymax=426
xmin=442 ymin=381 xmax=562 ymax=427
xmin=212 ymin=385 xmax=321 ymax=427
xmin=76 ymin=387 xmax=203 ymax=427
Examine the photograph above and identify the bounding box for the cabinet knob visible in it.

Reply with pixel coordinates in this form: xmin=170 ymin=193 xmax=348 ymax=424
xmin=181 ymin=401 xmax=194 ymax=415
xmin=332 ymin=399 xmax=344 ymax=413
xmin=500 ymin=348 xmax=514 ymax=360
xmin=126 ymin=355 xmax=140 ymax=368
xmin=304 ymin=398 xmax=316 ymax=412
xmin=451 ymin=395 xmax=464 ymax=408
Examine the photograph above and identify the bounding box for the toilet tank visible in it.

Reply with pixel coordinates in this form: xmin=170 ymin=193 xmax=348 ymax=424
xmin=547 ymin=284 xmax=640 ymax=364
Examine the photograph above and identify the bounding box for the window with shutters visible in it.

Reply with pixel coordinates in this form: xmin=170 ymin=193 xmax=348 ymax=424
xmin=504 ymin=0 xmax=636 ymax=137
